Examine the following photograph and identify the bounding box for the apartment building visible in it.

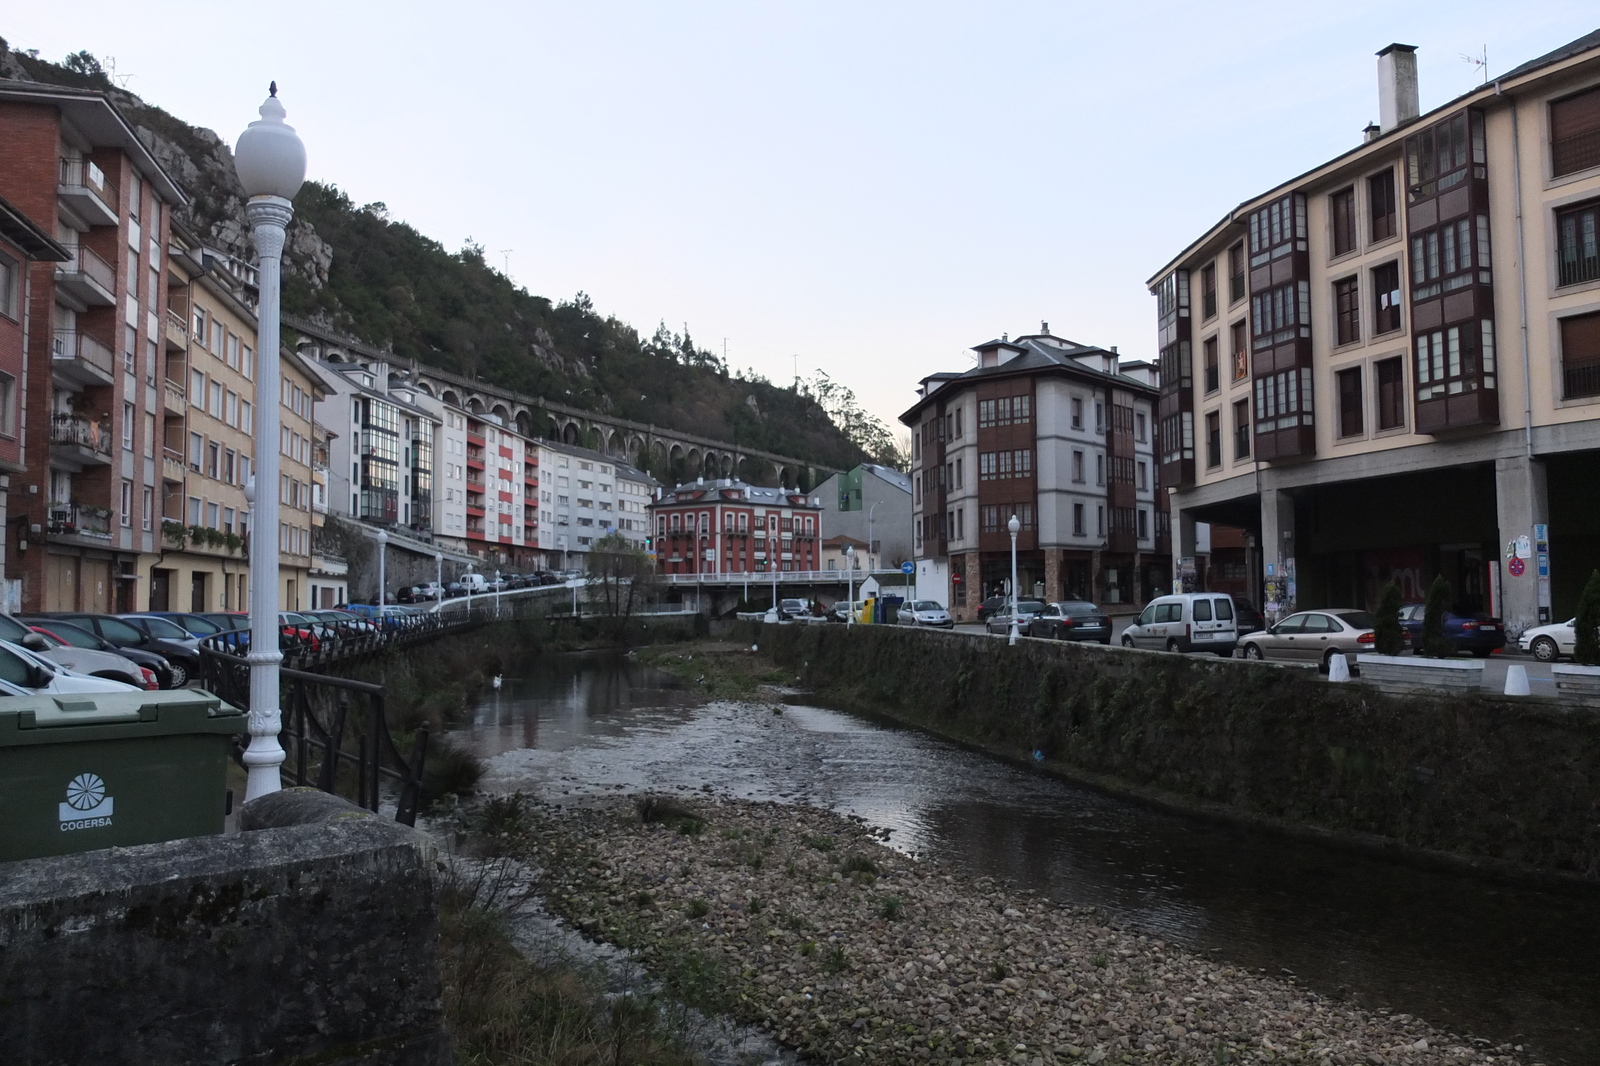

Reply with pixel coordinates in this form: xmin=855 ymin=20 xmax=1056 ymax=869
xmin=1151 ymin=32 xmax=1600 ymax=629
xmin=279 ymin=349 xmax=320 ymax=610
xmin=465 ymin=409 xmax=538 ymax=568
xmin=0 ymin=80 xmax=186 ymax=612
xmin=649 ymin=477 xmax=823 ymax=576
xmin=613 ymin=462 xmax=657 ymax=551
xmin=814 ymin=463 xmax=913 ymax=567
xmin=430 ymin=402 xmax=469 ymax=546
xmin=536 ymin=440 xmax=657 ymax=569
xmin=901 ymin=330 xmax=1165 ymax=622
xmin=0 ymin=194 xmax=68 ymax=607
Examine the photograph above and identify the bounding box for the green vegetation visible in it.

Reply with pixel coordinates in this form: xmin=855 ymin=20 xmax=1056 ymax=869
xmin=1374 ymin=580 xmax=1406 ymax=655
xmin=1420 ymin=574 xmax=1454 ymax=658
xmin=1576 ymin=570 xmax=1600 ymax=666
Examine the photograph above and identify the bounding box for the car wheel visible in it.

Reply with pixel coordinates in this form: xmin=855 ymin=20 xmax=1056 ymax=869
xmin=1245 ymin=644 xmax=1264 ymax=660
xmin=1531 ymin=636 xmax=1559 ymax=663
xmin=1121 ymin=635 xmax=1134 ymax=648
xmin=1322 ymin=649 xmax=1339 ymax=672
xmin=166 ymin=661 xmax=189 ymax=688
xmin=1166 ymin=638 xmax=1181 ymax=654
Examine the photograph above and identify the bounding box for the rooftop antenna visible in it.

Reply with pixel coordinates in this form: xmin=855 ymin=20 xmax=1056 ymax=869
xmin=103 ymin=56 xmax=134 ymax=89
xmin=499 ymin=249 xmax=513 ymax=275
xmin=793 ymin=353 xmax=799 ymax=390
xmin=1461 ymin=45 xmax=1488 ymax=85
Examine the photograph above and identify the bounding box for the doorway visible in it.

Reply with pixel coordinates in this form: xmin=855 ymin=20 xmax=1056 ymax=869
xmin=150 ymin=568 xmax=173 ymax=612
xmin=190 ymin=571 xmax=208 ymax=612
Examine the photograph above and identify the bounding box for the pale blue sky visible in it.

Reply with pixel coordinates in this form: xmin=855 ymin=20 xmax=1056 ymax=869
xmin=8 ymin=3 xmax=1596 ymax=428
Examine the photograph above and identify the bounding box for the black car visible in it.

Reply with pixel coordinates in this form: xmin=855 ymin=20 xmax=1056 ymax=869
xmin=32 ymin=613 xmax=202 ymax=688
xmin=0 ymin=612 xmax=62 ymax=656
xmin=395 ymin=586 xmax=421 ymax=604
xmin=444 ymin=582 xmax=467 ymax=598
xmin=1027 ymin=601 xmax=1113 ymax=644
xmin=1233 ymin=599 xmax=1267 ymax=636
xmin=26 ymin=618 xmax=174 ymax=687
xmin=976 ymin=595 xmax=1007 ymax=622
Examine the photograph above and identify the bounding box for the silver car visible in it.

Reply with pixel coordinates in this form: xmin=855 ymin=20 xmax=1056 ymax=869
xmin=1237 ymin=609 xmax=1377 ymax=671
xmin=985 ymin=600 xmax=1046 ymax=636
xmin=897 ymin=600 xmax=953 ymax=628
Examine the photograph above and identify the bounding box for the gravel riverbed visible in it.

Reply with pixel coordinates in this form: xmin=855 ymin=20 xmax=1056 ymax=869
xmin=512 ymin=794 xmax=1535 ymax=1066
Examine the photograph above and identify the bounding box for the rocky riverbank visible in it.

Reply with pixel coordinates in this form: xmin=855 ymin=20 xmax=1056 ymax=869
xmin=494 ymin=793 xmax=1536 ymax=1066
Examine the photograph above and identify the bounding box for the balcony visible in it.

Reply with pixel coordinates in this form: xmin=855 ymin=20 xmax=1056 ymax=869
xmin=163 ymin=378 xmax=186 ymax=417
xmin=49 ymin=415 xmax=112 ymax=469
xmin=47 ymin=502 xmax=113 ymax=542
xmin=51 ymin=329 xmax=116 ymax=387
xmin=162 ymin=452 xmax=186 ymax=484
xmin=57 ymin=158 xmax=118 ymax=228
xmin=55 ymin=244 xmax=115 ymax=306
xmin=165 ymin=308 xmax=189 ymax=352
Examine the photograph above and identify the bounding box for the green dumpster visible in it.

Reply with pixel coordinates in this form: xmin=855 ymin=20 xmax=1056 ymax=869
xmin=0 ymin=688 xmax=244 ymax=862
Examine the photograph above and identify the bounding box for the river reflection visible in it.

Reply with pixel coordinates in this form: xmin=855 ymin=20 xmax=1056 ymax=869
xmin=457 ymin=651 xmax=1600 ymax=1064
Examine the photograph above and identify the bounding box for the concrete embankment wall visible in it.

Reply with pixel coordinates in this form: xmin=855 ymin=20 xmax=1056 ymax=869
xmin=743 ymin=623 xmax=1600 ymax=879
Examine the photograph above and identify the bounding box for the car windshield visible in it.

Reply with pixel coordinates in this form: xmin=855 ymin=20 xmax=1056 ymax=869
xmin=174 ymin=614 xmax=223 ymax=634
xmin=1017 ymin=601 xmax=1045 ymax=612
xmin=92 ymin=617 xmax=144 ymax=642
xmin=0 ymin=614 xmax=29 ymax=642
xmin=1334 ymin=611 xmax=1377 ymax=629
xmin=30 ymin=630 xmax=66 ymax=648
xmin=912 ymin=601 xmax=943 ymax=611
xmin=1059 ymin=602 xmax=1100 ymax=616
xmin=136 ymin=616 xmax=194 ymax=640
xmin=42 ymin=622 xmax=101 ymax=649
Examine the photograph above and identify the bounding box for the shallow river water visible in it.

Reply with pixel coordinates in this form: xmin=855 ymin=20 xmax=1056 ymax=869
xmin=457 ymin=651 xmax=1600 ymax=1064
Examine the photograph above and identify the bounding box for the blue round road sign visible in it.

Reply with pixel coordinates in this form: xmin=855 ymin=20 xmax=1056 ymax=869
xmin=900 ymin=561 xmax=915 ymax=574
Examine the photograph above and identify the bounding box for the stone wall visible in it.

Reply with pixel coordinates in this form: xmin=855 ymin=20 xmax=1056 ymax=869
xmin=742 ymin=622 xmax=1600 ymax=879
xmin=0 ymin=789 xmax=449 ymax=1066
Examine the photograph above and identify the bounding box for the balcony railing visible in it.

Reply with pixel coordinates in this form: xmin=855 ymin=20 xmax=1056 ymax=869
xmin=47 ymin=502 xmax=112 ymax=540
xmin=57 ymin=157 xmax=118 ymax=216
xmin=1562 ymin=359 xmax=1600 ymax=400
xmin=51 ymin=329 xmax=115 ymax=382
xmin=49 ymin=414 xmax=112 ymax=456
xmin=56 ymin=243 xmax=116 ymax=303
xmin=166 ymin=308 xmax=189 ymax=350
xmin=163 ymin=378 xmax=186 ymax=415
xmin=1558 ymin=250 xmax=1600 ymax=288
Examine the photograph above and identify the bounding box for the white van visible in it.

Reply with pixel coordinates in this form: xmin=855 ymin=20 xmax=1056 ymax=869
xmin=459 ymin=573 xmax=488 ymax=593
xmin=1121 ymin=593 xmax=1239 ymax=655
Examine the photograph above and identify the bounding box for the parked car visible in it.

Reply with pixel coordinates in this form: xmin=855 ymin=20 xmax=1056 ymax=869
xmin=778 ymin=598 xmax=810 ymax=620
xmin=1120 ymin=593 xmax=1239 ymax=655
xmin=984 ymin=600 xmax=1046 ymax=636
xmin=897 ymin=600 xmax=954 ymax=628
xmin=444 ymin=582 xmax=467 ymax=598
xmin=32 ymin=613 xmax=202 ymax=688
xmin=537 ymin=571 xmax=562 ymax=586
xmin=395 ymin=585 xmax=422 ymax=604
xmin=1396 ymin=604 xmax=1506 ymax=656
xmin=1237 ymin=609 xmax=1377 ymax=671
xmin=976 ymin=595 xmax=1008 ymax=623
xmin=459 ymin=573 xmax=489 ymax=594
xmin=1027 ymin=601 xmax=1112 ymax=643
xmin=829 ymin=600 xmax=862 ymax=623
xmin=0 ymin=639 xmax=138 ymax=694
xmin=26 ymin=627 xmax=155 ymax=689
xmin=25 ymin=619 xmax=174 ymax=688
xmin=140 ymin=611 xmax=228 ymax=638
xmin=1233 ymin=599 xmax=1267 ymax=636
xmin=415 ymin=582 xmax=445 ymax=600
xmin=1519 ymin=617 xmax=1584 ymax=662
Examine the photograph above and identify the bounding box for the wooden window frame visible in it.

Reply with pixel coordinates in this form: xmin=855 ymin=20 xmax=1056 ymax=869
xmin=1334 ymin=276 xmax=1361 ymax=346
xmin=1331 ymin=186 xmax=1358 ymax=257
xmin=1336 ymin=366 xmax=1364 ymax=438
xmin=1368 ymin=169 xmax=1397 ymax=242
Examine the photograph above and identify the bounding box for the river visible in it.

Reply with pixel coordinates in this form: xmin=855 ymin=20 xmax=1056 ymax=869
xmin=456 ymin=650 xmax=1600 ymax=1064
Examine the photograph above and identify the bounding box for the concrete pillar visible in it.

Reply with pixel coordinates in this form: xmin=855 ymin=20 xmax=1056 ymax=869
xmin=1174 ymin=512 xmax=1199 ymax=594
xmin=1495 ymin=455 xmax=1550 ymax=633
xmin=1044 ymin=549 xmax=1062 ymax=602
xmin=1260 ymin=487 xmax=1296 ymax=620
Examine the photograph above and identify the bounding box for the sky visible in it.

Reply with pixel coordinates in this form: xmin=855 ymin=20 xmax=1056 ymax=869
xmin=6 ymin=3 xmax=1597 ymax=430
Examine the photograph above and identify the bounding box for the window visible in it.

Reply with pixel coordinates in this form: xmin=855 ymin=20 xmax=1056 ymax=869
xmin=189 ymin=431 xmax=203 ymax=470
xmin=1201 ymin=263 xmax=1217 ymax=319
xmin=0 ymin=251 xmax=16 ymax=319
xmin=1551 ymin=85 xmax=1600 ymax=178
xmin=1228 ymin=241 xmax=1246 ymax=303
xmin=191 ymin=369 xmax=204 ymax=407
xmin=1204 ymin=411 xmax=1221 ymax=468
xmin=142 ymin=487 xmax=153 ymax=531
xmin=192 ymin=306 xmax=207 ymax=344
xmin=207 ymin=441 xmax=220 ymax=479
xmin=1556 ymin=200 xmax=1600 ymax=287
xmin=1334 ymin=276 xmax=1360 ymax=346
xmin=1369 ymin=169 xmax=1397 ymax=241
xmin=1096 ymin=505 xmax=1104 ymax=537
xmin=120 ymin=402 xmax=133 ymax=449
xmin=1233 ymin=400 xmax=1251 ymax=459
xmin=1331 ymin=186 xmax=1357 ymax=256
xmin=1136 ymin=461 xmax=1148 ymax=490
xmin=1376 ymin=357 xmax=1406 ymax=429
xmin=1135 ymin=411 xmax=1146 ymax=441
xmin=240 ymin=401 xmax=252 ymax=434
xmin=1337 ymin=366 xmax=1364 ymax=437
xmin=1372 ymin=261 xmax=1403 ymax=334
xmin=1414 ymin=321 xmax=1495 ymax=401
xmin=1137 ymin=509 xmax=1148 ymax=540
xmin=1229 ymin=320 xmax=1249 ymax=383
xmin=1202 ymin=336 xmax=1219 ymax=393
xmin=188 ymin=496 xmax=202 ymax=525
xmin=226 ymin=390 xmax=238 ymax=427
xmin=207 ymin=502 xmax=219 ymax=529
xmin=1095 ymin=454 xmax=1104 ymax=484
xmin=120 ymin=480 xmax=133 ymax=526
xmin=1070 ymin=397 xmax=1083 ymax=430
xmin=1560 ymin=311 xmax=1600 ymax=399
xmin=1071 ymin=450 xmax=1084 ymax=482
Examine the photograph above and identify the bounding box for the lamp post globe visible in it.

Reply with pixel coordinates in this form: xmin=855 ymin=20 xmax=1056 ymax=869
xmin=376 ymin=529 xmax=388 ymax=608
xmin=1007 ymin=514 xmax=1021 ymax=646
xmin=235 ymin=83 xmax=307 ymax=803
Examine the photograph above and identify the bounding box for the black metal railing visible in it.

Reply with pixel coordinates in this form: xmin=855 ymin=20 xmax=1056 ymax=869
xmin=1562 ymin=360 xmax=1600 ymax=401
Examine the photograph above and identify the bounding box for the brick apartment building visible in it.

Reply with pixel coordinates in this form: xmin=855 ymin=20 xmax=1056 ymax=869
xmin=1152 ymin=32 xmax=1600 ymax=630
xmin=649 ymin=478 xmax=822 ymax=576
xmin=901 ymin=330 xmax=1166 ymax=622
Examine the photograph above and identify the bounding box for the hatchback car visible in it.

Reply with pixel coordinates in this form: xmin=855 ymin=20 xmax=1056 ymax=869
xmin=25 ymin=618 xmax=173 ymax=687
xmin=976 ymin=595 xmax=1008 ymax=622
xmin=778 ymin=598 xmax=810 ymax=620
xmin=1027 ymin=601 xmax=1112 ymax=644
xmin=1238 ymin=609 xmax=1377 ymax=671
xmin=32 ymin=613 xmax=201 ymax=688
xmin=26 ymin=628 xmax=155 ymax=688
xmin=1396 ymin=604 xmax=1506 ymax=656
xmin=1121 ymin=593 xmax=1238 ymax=655
xmin=985 ymin=600 xmax=1046 ymax=636
xmin=1518 ymin=617 xmax=1585 ymax=662
xmin=897 ymin=600 xmax=954 ymax=628
xmin=0 ymin=639 xmax=137 ymax=694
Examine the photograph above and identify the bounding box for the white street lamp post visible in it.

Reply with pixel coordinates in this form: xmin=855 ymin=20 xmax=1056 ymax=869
xmin=1007 ymin=513 xmax=1021 ymax=647
xmin=235 ymin=83 xmax=306 ymax=803
xmin=434 ymin=552 xmax=442 ymax=612
xmin=376 ymin=528 xmax=387 ymax=609
xmin=846 ymin=544 xmax=855 ymax=628
xmin=867 ymin=502 xmax=878 ymax=574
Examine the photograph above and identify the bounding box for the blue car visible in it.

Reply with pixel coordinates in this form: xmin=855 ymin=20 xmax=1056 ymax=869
xmin=1396 ymin=604 xmax=1506 ymax=657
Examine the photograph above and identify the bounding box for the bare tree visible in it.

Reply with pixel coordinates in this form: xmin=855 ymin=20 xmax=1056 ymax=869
xmin=589 ymin=532 xmax=658 ymax=636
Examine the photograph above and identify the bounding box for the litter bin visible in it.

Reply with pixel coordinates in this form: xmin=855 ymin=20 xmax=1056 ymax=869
xmin=0 ymin=688 xmax=244 ymax=862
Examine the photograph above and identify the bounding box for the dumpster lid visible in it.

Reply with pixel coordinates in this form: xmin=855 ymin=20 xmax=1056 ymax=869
xmin=22 ymin=696 xmax=142 ymax=728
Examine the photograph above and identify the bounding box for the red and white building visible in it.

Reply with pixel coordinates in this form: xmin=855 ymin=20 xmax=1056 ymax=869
xmin=650 ymin=478 xmax=822 ymax=575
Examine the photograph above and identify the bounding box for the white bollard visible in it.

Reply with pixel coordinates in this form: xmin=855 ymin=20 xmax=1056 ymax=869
xmin=1327 ymin=652 xmax=1351 ymax=682
xmin=1504 ymin=663 xmax=1531 ymax=697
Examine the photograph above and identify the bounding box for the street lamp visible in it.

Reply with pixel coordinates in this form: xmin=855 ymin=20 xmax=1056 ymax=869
xmin=845 ymin=543 xmax=855 ymax=628
xmin=1007 ymin=513 xmax=1021 ymax=646
xmin=235 ymin=82 xmax=306 ymax=803
xmin=376 ymin=528 xmax=388 ymax=608
xmin=866 ymin=502 xmax=879 ymax=573
xmin=434 ymin=552 xmax=442 ymax=611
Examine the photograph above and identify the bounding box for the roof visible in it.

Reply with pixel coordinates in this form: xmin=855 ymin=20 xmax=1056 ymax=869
xmin=653 ymin=478 xmax=822 ymax=509
xmin=859 ymin=463 xmax=912 ymax=493
xmin=0 ymin=193 xmax=68 ymax=261
xmin=900 ymin=332 xmax=1156 ymax=425
xmin=0 ymin=79 xmax=186 ymax=205
xmin=1146 ymin=27 xmax=1600 ymax=286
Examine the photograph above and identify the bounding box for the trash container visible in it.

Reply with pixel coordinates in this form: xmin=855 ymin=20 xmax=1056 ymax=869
xmin=0 ymin=688 xmax=244 ymax=862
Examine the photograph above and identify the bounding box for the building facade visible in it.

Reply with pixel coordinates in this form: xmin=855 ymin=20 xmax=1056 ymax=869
xmin=1152 ymin=34 xmax=1600 ymax=630
xmin=649 ymin=478 xmax=823 ymax=576
xmin=901 ymin=331 xmax=1165 ymax=622
xmin=814 ymin=463 xmax=913 ymax=568
xmin=537 ymin=441 xmax=655 ymax=570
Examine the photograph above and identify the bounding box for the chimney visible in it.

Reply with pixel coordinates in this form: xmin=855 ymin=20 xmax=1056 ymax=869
xmin=1376 ymin=44 xmax=1419 ymax=133
xmin=1362 ymin=121 xmax=1382 ymax=143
